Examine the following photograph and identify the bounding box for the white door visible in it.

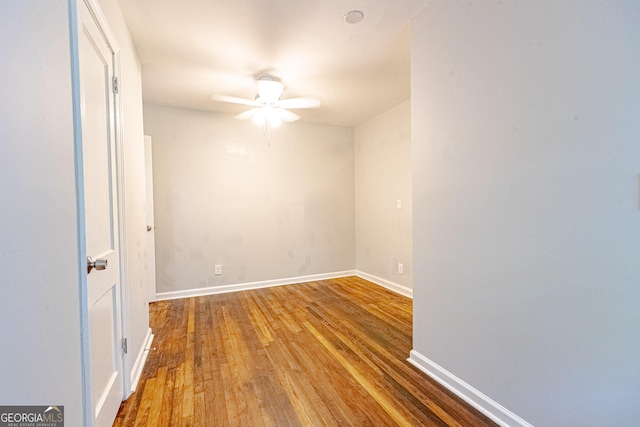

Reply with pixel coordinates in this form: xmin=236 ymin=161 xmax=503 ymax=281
xmin=79 ymin=1 xmax=124 ymax=426
xmin=144 ymin=135 xmax=157 ymax=303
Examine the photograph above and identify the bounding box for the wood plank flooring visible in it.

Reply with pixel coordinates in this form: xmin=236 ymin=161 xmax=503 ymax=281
xmin=114 ymin=276 xmax=497 ymax=426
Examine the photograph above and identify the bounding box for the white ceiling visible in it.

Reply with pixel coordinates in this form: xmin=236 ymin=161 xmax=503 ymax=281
xmin=117 ymin=0 xmax=429 ymax=128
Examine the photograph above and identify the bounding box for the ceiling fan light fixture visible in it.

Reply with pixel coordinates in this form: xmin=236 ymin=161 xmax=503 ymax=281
xmin=252 ymin=109 xmax=266 ymax=127
xmin=268 ymin=110 xmax=282 ymax=128
xmin=251 ymin=106 xmax=283 ymax=128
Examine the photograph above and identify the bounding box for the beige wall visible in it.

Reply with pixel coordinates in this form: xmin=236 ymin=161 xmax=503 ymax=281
xmin=144 ymin=104 xmax=355 ymax=295
xmin=355 ymin=100 xmax=412 ymax=295
xmin=411 ymin=1 xmax=640 ymax=425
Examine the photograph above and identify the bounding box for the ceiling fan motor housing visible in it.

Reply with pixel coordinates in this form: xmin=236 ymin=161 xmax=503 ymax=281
xmin=257 ymin=77 xmax=284 ymax=104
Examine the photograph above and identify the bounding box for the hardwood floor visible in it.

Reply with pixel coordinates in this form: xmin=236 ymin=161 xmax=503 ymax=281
xmin=114 ymin=276 xmax=496 ymax=426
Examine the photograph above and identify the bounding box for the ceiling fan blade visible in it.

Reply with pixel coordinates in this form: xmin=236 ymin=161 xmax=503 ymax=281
xmin=276 ymin=108 xmax=301 ymax=123
xmin=279 ymin=96 xmax=321 ymax=109
xmin=233 ymin=108 xmax=262 ymax=120
xmin=211 ymin=94 xmax=258 ymax=107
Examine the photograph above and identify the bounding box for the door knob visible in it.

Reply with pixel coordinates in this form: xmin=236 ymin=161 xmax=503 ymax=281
xmin=87 ymin=256 xmax=108 ymax=274
xmin=147 ymin=225 xmax=153 ymax=232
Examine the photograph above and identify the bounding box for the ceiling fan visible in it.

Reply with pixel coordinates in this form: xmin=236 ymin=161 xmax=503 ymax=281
xmin=211 ymin=76 xmax=321 ymax=128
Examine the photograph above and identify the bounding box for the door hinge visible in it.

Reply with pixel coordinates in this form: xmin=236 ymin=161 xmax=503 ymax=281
xmin=112 ymin=76 xmax=119 ymax=94
xmin=122 ymin=337 xmax=128 ymax=354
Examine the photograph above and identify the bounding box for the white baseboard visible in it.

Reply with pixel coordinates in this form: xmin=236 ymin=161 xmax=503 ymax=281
xmin=129 ymin=328 xmax=154 ymax=393
xmin=408 ymin=350 xmax=533 ymax=427
xmin=155 ymin=270 xmax=357 ymax=301
xmin=356 ymin=271 xmax=412 ymax=298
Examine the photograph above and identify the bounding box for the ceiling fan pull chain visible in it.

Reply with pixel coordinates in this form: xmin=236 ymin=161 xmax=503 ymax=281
xmin=264 ymin=122 xmax=271 ymax=147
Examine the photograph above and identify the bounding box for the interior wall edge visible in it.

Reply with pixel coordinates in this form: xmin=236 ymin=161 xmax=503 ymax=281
xmin=408 ymin=350 xmax=533 ymax=427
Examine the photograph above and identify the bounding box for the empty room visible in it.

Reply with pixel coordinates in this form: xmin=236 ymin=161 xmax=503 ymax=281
xmin=1 ymin=1 xmax=639 ymax=426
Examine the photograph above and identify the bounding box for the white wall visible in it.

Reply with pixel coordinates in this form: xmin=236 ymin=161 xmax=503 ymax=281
xmin=0 ymin=1 xmax=149 ymax=422
xmin=0 ymin=2 xmax=84 ymax=425
xmin=355 ymin=100 xmax=412 ymax=295
xmin=411 ymin=1 xmax=640 ymax=426
xmin=96 ymin=0 xmax=151 ymax=393
xmin=144 ymin=104 xmax=355 ymax=295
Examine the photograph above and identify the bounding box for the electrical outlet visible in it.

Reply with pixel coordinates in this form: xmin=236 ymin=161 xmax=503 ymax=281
xmin=214 ymin=264 xmax=222 ymax=275
xmin=398 ymin=263 xmax=404 ymax=275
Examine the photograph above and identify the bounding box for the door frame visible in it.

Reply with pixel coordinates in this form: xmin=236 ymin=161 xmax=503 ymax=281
xmin=69 ymin=0 xmax=130 ymax=424
xmin=144 ymin=135 xmax=157 ymax=304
